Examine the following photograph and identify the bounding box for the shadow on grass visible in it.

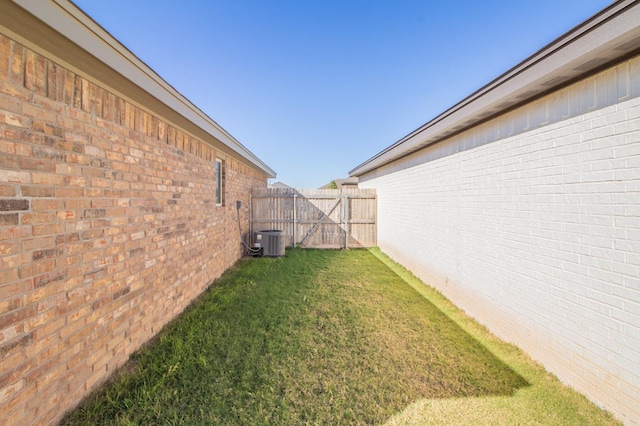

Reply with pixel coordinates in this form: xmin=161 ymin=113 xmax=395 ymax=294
xmin=62 ymin=248 xmax=529 ymax=425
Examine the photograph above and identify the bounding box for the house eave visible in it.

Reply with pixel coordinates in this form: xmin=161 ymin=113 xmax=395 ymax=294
xmin=350 ymin=0 xmax=640 ymax=178
xmin=1 ymin=0 xmax=276 ymax=179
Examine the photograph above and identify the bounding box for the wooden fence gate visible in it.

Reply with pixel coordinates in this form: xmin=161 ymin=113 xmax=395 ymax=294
xmin=250 ymin=187 xmax=376 ymax=249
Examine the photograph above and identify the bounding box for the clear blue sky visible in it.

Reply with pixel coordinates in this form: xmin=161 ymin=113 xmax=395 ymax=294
xmin=73 ymin=0 xmax=613 ymax=188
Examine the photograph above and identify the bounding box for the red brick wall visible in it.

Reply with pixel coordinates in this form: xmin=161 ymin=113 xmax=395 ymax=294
xmin=0 ymin=33 xmax=267 ymax=425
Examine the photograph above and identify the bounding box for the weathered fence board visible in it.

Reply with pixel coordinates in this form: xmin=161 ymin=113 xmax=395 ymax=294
xmin=250 ymin=188 xmax=376 ymax=249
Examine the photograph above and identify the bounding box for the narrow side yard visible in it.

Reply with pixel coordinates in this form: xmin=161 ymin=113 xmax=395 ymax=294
xmin=62 ymin=249 xmax=618 ymax=425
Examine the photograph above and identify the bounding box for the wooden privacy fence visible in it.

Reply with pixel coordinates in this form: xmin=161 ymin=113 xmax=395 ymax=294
xmin=250 ymin=188 xmax=376 ymax=249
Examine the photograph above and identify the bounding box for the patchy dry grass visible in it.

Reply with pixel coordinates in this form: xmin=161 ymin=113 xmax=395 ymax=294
xmin=61 ymin=249 xmax=619 ymax=425
xmin=371 ymin=248 xmax=620 ymax=426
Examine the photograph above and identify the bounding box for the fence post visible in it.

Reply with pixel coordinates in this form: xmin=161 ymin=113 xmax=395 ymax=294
xmin=293 ymin=193 xmax=297 ymax=248
xmin=342 ymin=194 xmax=349 ymax=249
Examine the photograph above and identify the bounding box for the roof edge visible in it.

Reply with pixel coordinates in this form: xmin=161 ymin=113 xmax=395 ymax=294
xmin=7 ymin=0 xmax=276 ymax=178
xmin=351 ymin=0 xmax=640 ymax=177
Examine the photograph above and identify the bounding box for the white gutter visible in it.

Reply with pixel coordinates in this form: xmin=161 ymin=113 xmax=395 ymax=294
xmin=350 ymin=0 xmax=640 ymax=177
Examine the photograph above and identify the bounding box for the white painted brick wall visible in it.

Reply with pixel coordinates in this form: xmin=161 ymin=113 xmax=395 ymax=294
xmin=361 ymin=97 xmax=640 ymax=424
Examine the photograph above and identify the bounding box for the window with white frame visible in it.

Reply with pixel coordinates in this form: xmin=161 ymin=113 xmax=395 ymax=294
xmin=215 ymin=158 xmax=225 ymax=206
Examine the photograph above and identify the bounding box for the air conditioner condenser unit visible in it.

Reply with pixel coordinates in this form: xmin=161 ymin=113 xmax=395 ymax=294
xmin=253 ymin=230 xmax=285 ymax=257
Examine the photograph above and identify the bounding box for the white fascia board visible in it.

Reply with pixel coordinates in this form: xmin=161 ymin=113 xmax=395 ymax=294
xmin=11 ymin=0 xmax=276 ymax=178
xmin=351 ymin=0 xmax=640 ymax=177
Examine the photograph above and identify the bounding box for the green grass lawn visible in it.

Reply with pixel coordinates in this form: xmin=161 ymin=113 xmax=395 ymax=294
xmin=62 ymin=249 xmax=619 ymax=425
